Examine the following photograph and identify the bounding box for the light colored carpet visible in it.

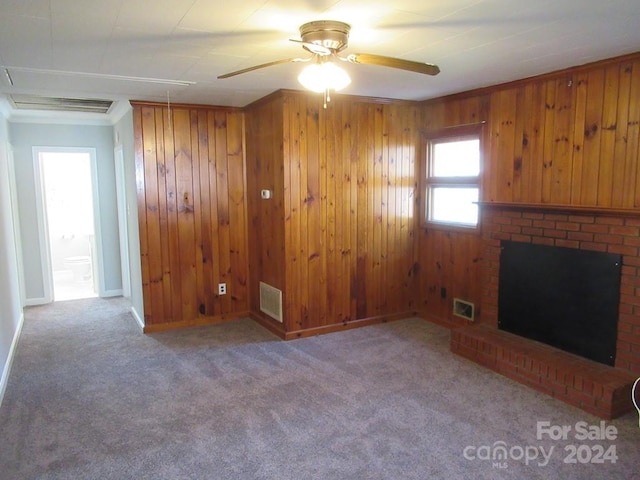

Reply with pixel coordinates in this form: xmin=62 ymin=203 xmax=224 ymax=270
xmin=0 ymin=297 xmax=638 ymax=479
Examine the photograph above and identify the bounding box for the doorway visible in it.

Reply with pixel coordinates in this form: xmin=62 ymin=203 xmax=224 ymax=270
xmin=35 ymin=148 xmax=100 ymax=301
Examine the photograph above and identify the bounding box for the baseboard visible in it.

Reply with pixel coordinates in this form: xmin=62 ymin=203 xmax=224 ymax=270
xmin=101 ymin=288 xmax=123 ymax=298
xmin=24 ymin=296 xmax=49 ymax=306
xmin=0 ymin=311 xmax=24 ymax=408
xmin=130 ymin=306 xmax=144 ymax=330
xmin=250 ymin=311 xmax=286 ymax=339
xmin=417 ymin=310 xmax=470 ymax=329
xmin=248 ymin=311 xmax=414 ymax=341
xmin=26 ymin=289 xmax=124 ymax=304
xmin=142 ymin=311 xmax=250 ymax=333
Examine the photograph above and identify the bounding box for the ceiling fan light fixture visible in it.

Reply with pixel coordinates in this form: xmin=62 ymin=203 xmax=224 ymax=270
xmin=297 ymin=61 xmax=351 ymax=94
xmin=217 ymin=19 xmax=439 ymax=108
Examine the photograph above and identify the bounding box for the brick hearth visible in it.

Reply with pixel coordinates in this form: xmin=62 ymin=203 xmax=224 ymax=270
xmin=451 ymin=324 xmax=636 ymax=418
xmin=452 ymin=205 xmax=640 ymax=418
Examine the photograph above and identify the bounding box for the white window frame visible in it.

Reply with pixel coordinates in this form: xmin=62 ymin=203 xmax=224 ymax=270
xmin=423 ymin=125 xmax=483 ymax=231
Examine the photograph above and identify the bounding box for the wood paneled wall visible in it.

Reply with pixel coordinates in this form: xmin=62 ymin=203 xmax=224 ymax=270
xmin=484 ymin=56 xmax=640 ymax=207
xmin=132 ymin=102 xmax=249 ymax=329
xmin=284 ymin=94 xmax=421 ymax=333
xmin=245 ymin=95 xmax=286 ymax=325
xmin=416 ymin=96 xmax=488 ymax=324
xmin=417 ymin=52 xmax=640 ymax=325
xmin=132 ymin=52 xmax=640 ymax=333
xmin=246 ymin=92 xmax=421 ymax=336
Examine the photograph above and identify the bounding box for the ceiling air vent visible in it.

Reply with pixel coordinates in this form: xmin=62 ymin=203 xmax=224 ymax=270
xmin=9 ymin=94 xmax=113 ymax=114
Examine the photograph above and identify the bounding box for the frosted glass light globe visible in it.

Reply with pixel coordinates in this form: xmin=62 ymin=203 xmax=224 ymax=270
xmin=298 ymin=62 xmax=351 ymax=93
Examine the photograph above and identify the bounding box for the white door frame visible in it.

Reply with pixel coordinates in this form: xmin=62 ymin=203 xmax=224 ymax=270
xmin=32 ymin=146 xmax=104 ymax=302
xmin=114 ymin=145 xmax=131 ymax=298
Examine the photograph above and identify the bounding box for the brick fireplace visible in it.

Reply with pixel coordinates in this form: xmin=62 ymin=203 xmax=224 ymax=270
xmin=451 ymin=204 xmax=640 ymax=418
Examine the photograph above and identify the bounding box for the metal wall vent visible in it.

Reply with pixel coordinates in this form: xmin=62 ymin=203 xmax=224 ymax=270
xmin=259 ymin=282 xmax=283 ymax=323
xmin=453 ymin=298 xmax=475 ymax=321
xmin=9 ymin=94 xmax=113 ymax=113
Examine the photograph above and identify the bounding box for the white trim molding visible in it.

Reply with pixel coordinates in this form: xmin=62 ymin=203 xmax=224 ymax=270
xmin=0 ymin=311 xmax=24 ymax=408
xmin=102 ymin=289 xmax=123 ymax=298
xmin=130 ymin=306 xmax=144 ymax=330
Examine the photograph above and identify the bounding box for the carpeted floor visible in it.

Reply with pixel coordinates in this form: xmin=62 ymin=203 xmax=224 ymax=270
xmin=0 ymin=297 xmax=638 ymax=479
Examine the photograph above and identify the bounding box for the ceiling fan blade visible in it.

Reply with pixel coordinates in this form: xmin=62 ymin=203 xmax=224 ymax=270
xmin=289 ymin=39 xmax=332 ymax=56
xmin=217 ymin=58 xmax=308 ymax=79
xmin=346 ymin=53 xmax=440 ymax=76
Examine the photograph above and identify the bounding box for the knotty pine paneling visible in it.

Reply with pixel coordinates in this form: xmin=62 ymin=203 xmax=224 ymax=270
xmin=482 ymin=55 xmax=640 ymax=207
xmin=133 ymin=103 xmax=249 ymax=328
xmin=283 ymin=94 xmax=421 ymax=333
xmin=246 ymin=92 xmax=421 ymax=335
xmin=131 ymin=53 xmax=640 ymax=333
xmin=416 ymin=96 xmax=488 ymax=325
xmin=245 ymin=95 xmax=286 ymax=332
xmin=418 ymin=52 xmax=640 ymax=325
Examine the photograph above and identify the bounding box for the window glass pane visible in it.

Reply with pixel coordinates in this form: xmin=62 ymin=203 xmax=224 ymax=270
xmin=432 ymin=139 xmax=480 ymax=177
xmin=429 ymin=187 xmax=479 ymax=226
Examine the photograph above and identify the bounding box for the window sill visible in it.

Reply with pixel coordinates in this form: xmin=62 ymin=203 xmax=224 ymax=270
xmin=422 ymin=220 xmax=481 ymax=235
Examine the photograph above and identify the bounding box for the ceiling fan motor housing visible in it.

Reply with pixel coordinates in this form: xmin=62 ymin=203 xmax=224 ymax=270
xmin=218 ymin=19 xmax=439 ymax=80
xmin=299 ymin=20 xmax=351 ymax=52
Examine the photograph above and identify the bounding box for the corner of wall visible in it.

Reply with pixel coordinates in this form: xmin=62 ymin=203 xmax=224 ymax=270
xmin=130 ymin=305 xmax=144 ymax=330
xmin=0 ymin=111 xmax=25 ymax=408
xmin=114 ymin=108 xmax=144 ymax=323
xmin=0 ymin=311 xmax=24 ymax=408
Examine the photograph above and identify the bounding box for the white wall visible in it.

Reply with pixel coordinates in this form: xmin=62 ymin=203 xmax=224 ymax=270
xmin=9 ymin=122 xmax=122 ymax=302
xmin=113 ymin=108 xmax=144 ymax=326
xmin=0 ymin=113 xmax=24 ymax=406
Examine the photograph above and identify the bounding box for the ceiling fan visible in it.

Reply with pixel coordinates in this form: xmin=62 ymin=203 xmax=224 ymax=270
xmin=217 ymin=20 xmax=440 ymax=107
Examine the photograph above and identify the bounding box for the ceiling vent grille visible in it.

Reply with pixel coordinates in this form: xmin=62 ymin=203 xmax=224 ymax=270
xmin=9 ymin=94 xmax=113 ymax=114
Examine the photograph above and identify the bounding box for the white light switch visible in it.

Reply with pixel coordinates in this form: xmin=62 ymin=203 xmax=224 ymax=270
xmin=261 ymin=189 xmax=272 ymax=199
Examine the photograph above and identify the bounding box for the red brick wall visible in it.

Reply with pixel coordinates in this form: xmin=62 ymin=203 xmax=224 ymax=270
xmin=480 ymin=207 xmax=640 ymax=376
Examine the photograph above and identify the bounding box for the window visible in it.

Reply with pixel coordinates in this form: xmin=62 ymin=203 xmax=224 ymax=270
xmin=423 ymin=126 xmax=482 ymax=229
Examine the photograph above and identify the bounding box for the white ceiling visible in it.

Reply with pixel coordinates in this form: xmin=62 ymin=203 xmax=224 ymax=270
xmin=1 ymin=0 xmax=640 ymax=122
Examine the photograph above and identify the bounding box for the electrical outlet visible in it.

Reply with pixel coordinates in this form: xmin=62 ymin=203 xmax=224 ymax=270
xmin=218 ymin=283 xmax=227 ymax=295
